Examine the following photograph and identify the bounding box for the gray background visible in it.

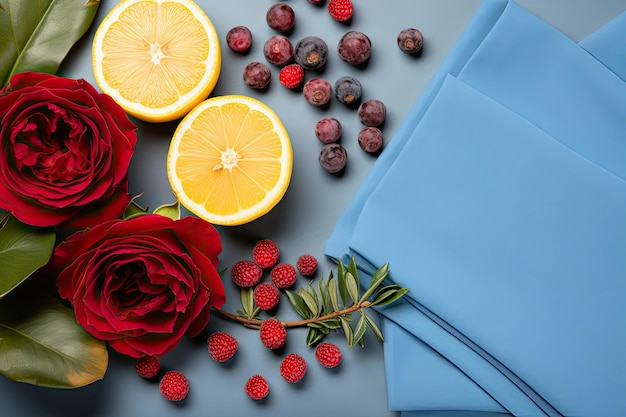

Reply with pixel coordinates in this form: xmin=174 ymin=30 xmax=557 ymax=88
xmin=2 ymin=0 xmax=625 ymax=416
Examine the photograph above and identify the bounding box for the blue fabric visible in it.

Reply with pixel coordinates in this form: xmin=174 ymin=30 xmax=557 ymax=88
xmin=324 ymin=1 xmax=626 ymax=416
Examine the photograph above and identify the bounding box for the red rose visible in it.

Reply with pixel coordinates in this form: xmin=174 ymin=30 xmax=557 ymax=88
xmin=51 ymin=214 xmax=226 ymax=358
xmin=0 ymin=72 xmax=137 ymax=228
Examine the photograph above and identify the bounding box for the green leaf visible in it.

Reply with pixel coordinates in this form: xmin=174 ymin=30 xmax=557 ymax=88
xmin=372 ymin=285 xmax=410 ymax=306
xmin=363 ymin=313 xmax=385 ymax=342
xmin=299 ymin=288 xmax=320 ymax=317
xmin=240 ymin=287 xmax=255 ymax=318
xmin=359 ymin=262 xmax=390 ymax=303
xmin=347 ymin=257 xmax=360 ymax=290
xmin=317 ymin=278 xmax=332 ymax=315
xmin=122 ymin=194 xmax=148 ymax=219
xmin=153 ymin=200 xmax=181 ymax=220
xmin=305 ymin=327 xmax=326 ymax=346
xmin=0 ymin=0 xmax=101 ymax=86
xmin=337 ymin=260 xmax=349 ymax=306
xmin=0 ymin=214 xmax=56 ymax=298
xmin=328 ymin=275 xmax=340 ymax=312
xmin=352 ymin=312 xmax=368 ymax=347
xmin=345 ymin=271 xmax=359 ymax=304
xmin=339 ymin=316 xmax=353 ymax=347
xmin=285 ymin=290 xmax=313 ymax=319
xmin=0 ymin=291 xmax=108 ymax=388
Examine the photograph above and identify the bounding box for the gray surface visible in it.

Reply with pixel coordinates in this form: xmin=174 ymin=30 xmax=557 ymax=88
xmin=2 ymin=1 xmax=625 ymax=416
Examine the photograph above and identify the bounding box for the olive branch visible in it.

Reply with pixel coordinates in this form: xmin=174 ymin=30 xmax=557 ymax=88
xmin=216 ymin=257 xmax=409 ymax=347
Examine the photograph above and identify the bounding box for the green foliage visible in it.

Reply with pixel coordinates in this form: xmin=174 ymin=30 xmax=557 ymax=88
xmin=0 ymin=0 xmax=101 ymax=86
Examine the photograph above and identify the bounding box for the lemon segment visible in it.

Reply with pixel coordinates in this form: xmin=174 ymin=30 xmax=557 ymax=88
xmin=92 ymin=0 xmax=221 ymax=122
xmin=167 ymin=95 xmax=293 ymax=226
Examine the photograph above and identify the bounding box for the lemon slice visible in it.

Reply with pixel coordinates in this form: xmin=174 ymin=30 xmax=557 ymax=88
xmin=167 ymin=95 xmax=293 ymax=226
xmin=92 ymin=0 xmax=221 ymax=122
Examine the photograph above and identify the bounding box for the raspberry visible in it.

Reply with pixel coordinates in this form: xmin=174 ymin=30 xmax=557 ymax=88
xmin=207 ymin=331 xmax=238 ymax=362
xmin=279 ymin=64 xmax=305 ymax=89
xmin=319 ymin=143 xmax=348 ymax=174
xmin=266 ymin=4 xmax=296 ymax=32
xmin=270 ymin=263 xmax=297 ymax=288
xmin=315 ymin=342 xmax=342 ymax=368
xmin=226 ymin=26 xmax=252 ymax=53
xmin=296 ymin=254 xmax=318 ymax=276
xmin=280 ymin=353 xmax=307 ymax=383
xmin=358 ymin=99 xmax=386 ymax=127
xmin=328 ymin=0 xmax=353 ymax=22
xmin=337 ymin=30 xmax=371 ymax=65
xmin=243 ymin=62 xmax=271 ymax=90
xmin=252 ymin=239 xmax=280 ymax=268
xmin=254 ymin=282 xmax=281 ymax=310
xmin=334 ymin=75 xmax=362 ymax=106
xmin=159 ymin=370 xmax=189 ymax=402
xmin=134 ymin=356 xmax=160 ymax=378
xmin=397 ymin=28 xmax=424 ymax=55
xmin=303 ymin=78 xmax=332 ymax=107
xmin=231 ymin=260 xmax=263 ymax=287
xmin=358 ymin=126 xmax=384 ymax=153
xmin=245 ymin=374 xmax=269 ymax=400
xmin=259 ymin=317 xmax=287 ymax=349
xmin=315 ymin=117 xmax=342 ymax=144
xmin=263 ymin=35 xmax=294 ymax=66
xmin=294 ymin=36 xmax=328 ymax=71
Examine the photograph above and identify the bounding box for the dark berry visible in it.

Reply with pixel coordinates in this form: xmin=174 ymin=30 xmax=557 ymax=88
xmin=315 ymin=117 xmax=342 ymax=143
xmin=266 ymin=4 xmax=296 ymax=32
xmin=309 ymin=0 xmax=324 ymax=4
xmin=303 ymin=78 xmax=332 ymax=106
xmin=334 ymin=75 xmax=362 ymax=106
xmin=358 ymin=127 xmax=383 ymax=153
xmin=226 ymin=26 xmax=253 ymax=53
xmin=319 ymin=143 xmax=347 ymax=173
xmin=294 ymin=36 xmax=328 ymax=70
xmin=337 ymin=31 xmax=371 ymax=65
xmin=243 ymin=62 xmax=271 ymax=90
xmin=263 ymin=35 xmax=294 ymax=66
xmin=358 ymin=99 xmax=386 ymax=127
xmin=397 ymin=28 xmax=423 ymax=54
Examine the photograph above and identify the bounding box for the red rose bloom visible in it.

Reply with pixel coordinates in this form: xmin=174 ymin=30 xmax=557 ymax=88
xmin=0 ymin=72 xmax=137 ymax=227
xmin=51 ymin=214 xmax=226 ymax=358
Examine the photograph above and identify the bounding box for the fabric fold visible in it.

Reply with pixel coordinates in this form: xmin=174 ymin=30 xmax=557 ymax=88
xmin=324 ymin=1 xmax=626 ymax=416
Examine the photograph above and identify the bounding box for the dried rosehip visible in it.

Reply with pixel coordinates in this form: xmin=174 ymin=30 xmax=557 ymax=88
xmin=266 ymin=4 xmax=296 ymax=32
xmin=397 ymin=28 xmax=423 ymax=54
xmin=319 ymin=143 xmax=348 ymax=173
xmin=226 ymin=26 xmax=253 ymax=53
xmin=337 ymin=31 xmax=371 ymax=65
xmin=243 ymin=62 xmax=271 ymax=90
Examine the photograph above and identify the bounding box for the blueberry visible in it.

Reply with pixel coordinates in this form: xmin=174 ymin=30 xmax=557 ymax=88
xmin=319 ymin=143 xmax=348 ymax=173
xmin=337 ymin=31 xmax=371 ymax=65
xmin=243 ymin=62 xmax=271 ymax=89
xmin=358 ymin=127 xmax=383 ymax=153
xmin=263 ymin=35 xmax=294 ymax=66
xmin=294 ymin=36 xmax=328 ymax=71
xmin=397 ymin=28 xmax=423 ymax=54
xmin=334 ymin=76 xmax=362 ymax=106
xmin=315 ymin=117 xmax=342 ymax=144
xmin=358 ymin=99 xmax=386 ymax=127
xmin=303 ymin=78 xmax=332 ymax=106
xmin=226 ymin=26 xmax=253 ymax=53
xmin=266 ymin=4 xmax=296 ymax=32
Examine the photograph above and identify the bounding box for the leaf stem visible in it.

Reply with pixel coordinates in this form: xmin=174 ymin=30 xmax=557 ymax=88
xmin=215 ymin=301 xmax=372 ymax=329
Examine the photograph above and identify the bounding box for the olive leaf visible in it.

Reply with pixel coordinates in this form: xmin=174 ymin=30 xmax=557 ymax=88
xmin=0 ymin=0 xmax=101 ymax=86
xmin=0 ymin=213 xmax=56 ymax=298
xmin=0 ymin=290 xmax=108 ymax=388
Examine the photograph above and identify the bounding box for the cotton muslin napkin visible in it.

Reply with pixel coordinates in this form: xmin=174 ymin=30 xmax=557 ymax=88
xmin=325 ymin=1 xmax=626 ymax=416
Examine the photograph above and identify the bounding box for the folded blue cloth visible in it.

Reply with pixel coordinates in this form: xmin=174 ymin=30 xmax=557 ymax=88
xmin=325 ymin=1 xmax=626 ymax=416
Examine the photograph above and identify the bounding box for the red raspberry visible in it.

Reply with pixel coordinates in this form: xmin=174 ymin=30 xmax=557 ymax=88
xmin=254 ymin=282 xmax=281 ymax=310
xmin=231 ymin=260 xmax=263 ymax=287
xmin=315 ymin=342 xmax=342 ymax=368
xmin=259 ymin=317 xmax=287 ymax=349
xmin=159 ymin=370 xmax=189 ymax=402
xmin=245 ymin=374 xmax=269 ymax=400
xmin=252 ymin=239 xmax=280 ymax=269
xmin=270 ymin=263 xmax=297 ymax=288
xmin=134 ymin=356 xmax=160 ymax=378
xmin=328 ymin=0 xmax=353 ymax=22
xmin=207 ymin=331 xmax=238 ymax=362
xmin=280 ymin=353 xmax=308 ymax=383
xmin=279 ymin=64 xmax=305 ymax=89
xmin=296 ymin=254 xmax=318 ymax=276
